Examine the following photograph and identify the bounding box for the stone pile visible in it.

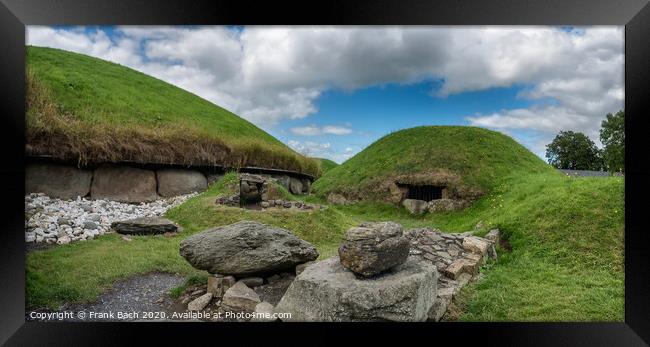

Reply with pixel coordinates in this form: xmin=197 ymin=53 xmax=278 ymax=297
xmin=178 ymin=221 xmax=318 ymax=319
xmin=275 ymin=222 xmax=438 ymax=322
xmin=25 ymin=192 xmax=196 ymax=245
xmin=404 ymin=227 xmax=499 ymax=321
xmin=215 ymin=195 xmax=317 ymax=211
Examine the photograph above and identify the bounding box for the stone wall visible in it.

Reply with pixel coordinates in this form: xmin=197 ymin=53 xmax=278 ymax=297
xmin=26 ymin=162 xmax=312 ymax=202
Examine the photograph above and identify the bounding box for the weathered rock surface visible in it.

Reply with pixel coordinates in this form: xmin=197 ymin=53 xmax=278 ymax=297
xmin=179 ymin=221 xmax=319 ymax=276
xmin=156 ymin=169 xmax=207 ymax=197
xmin=221 ymin=281 xmax=261 ymax=313
xmin=207 ymin=275 xmax=236 ymax=298
xmin=428 ymin=199 xmax=470 ymax=212
xmin=187 ymin=293 xmax=213 ymax=311
xmin=338 ymin=222 xmax=409 ymax=277
xmin=91 ymin=166 xmax=158 ymax=203
xmin=239 ymin=277 xmax=264 ymax=288
xmin=289 ymin=177 xmax=303 ymax=195
xmin=402 ymin=199 xmax=428 ymax=214
xmin=274 ymin=256 xmax=437 ymax=322
xmin=251 ymin=302 xmax=276 ymax=322
xmin=26 ymin=163 xmax=93 ymax=199
xmin=111 ymin=216 xmax=178 ymax=235
xmin=295 ymin=261 xmax=316 ymax=276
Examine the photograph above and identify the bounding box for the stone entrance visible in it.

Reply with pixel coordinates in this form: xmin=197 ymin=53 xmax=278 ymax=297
xmin=401 ymin=184 xmax=446 ymax=201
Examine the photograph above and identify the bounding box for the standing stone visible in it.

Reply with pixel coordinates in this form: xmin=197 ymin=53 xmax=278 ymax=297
xmin=207 ymin=275 xmax=236 ymax=298
xmin=179 ymin=221 xmax=319 ymax=276
xmin=26 ymin=163 xmax=93 ymax=199
xmin=338 ymin=222 xmax=410 ymax=277
xmin=289 ymin=177 xmax=303 ymax=195
xmin=111 ymin=217 xmax=178 ymax=235
xmin=274 ymin=256 xmax=437 ymax=322
xmin=156 ymin=169 xmax=207 ymax=197
xmin=221 ymin=281 xmax=261 ymax=313
xmin=402 ymin=199 xmax=428 ymax=214
xmin=91 ymin=166 xmax=158 ymax=203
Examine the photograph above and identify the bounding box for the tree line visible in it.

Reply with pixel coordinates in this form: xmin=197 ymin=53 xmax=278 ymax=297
xmin=545 ymin=110 xmax=624 ymax=173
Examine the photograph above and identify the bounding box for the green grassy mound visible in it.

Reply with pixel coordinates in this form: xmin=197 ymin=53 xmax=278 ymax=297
xmin=312 ymin=126 xmax=554 ymax=200
xmin=26 ymin=46 xmax=318 ymax=176
xmin=313 ymin=158 xmax=339 ymax=175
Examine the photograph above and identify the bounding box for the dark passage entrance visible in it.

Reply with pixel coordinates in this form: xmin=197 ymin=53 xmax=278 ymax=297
xmin=404 ymin=185 xmax=444 ymax=201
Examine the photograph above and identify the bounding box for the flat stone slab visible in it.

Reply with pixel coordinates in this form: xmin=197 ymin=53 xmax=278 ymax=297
xmin=274 ymin=256 xmax=437 ymax=322
xmin=112 ymin=217 xmax=178 ymax=235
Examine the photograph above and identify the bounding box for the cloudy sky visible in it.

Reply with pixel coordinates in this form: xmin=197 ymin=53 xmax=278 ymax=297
xmin=27 ymin=26 xmax=624 ymax=163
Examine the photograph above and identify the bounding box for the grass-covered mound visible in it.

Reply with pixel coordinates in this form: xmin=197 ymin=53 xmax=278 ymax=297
xmin=26 ymin=46 xmax=319 ymax=176
xmin=312 ymin=126 xmax=554 ymax=201
xmin=313 ymin=158 xmax=339 ymax=175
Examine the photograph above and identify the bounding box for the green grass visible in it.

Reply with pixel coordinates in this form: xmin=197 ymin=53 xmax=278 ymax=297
xmin=312 ymin=126 xmax=554 ymax=199
xmin=312 ymin=157 xmax=339 ymax=175
xmin=26 ymin=46 xmax=318 ymax=176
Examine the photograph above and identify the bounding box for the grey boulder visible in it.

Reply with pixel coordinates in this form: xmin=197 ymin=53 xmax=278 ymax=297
xmin=274 ymin=256 xmax=437 ymax=322
xmin=402 ymin=199 xmax=428 ymax=214
xmin=338 ymin=222 xmax=409 ymax=277
xmin=26 ymin=163 xmax=93 ymax=199
xmin=179 ymin=221 xmax=319 ymax=276
xmin=111 ymin=217 xmax=178 ymax=235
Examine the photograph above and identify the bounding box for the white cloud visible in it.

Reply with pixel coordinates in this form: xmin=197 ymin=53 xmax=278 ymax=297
xmin=287 ymin=140 xmax=357 ymax=163
xmin=289 ymin=124 xmax=353 ymax=136
xmin=27 ymin=25 xmax=623 ymax=146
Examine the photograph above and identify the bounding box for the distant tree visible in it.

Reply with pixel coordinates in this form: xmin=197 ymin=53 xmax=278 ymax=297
xmin=546 ymin=130 xmax=603 ymax=170
xmin=600 ymin=110 xmax=624 ymax=173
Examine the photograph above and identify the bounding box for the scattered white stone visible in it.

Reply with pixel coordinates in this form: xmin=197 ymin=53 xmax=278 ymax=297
xmin=24 ymin=192 xmax=197 ymax=245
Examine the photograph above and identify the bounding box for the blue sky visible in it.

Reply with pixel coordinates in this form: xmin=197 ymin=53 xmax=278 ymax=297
xmin=27 ymin=26 xmax=624 ymax=163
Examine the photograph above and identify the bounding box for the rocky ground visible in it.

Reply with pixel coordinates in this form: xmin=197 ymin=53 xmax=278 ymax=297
xmin=24 ymin=192 xmax=197 ymax=246
xmin=27 ymin=272 xmax=187 ymax=322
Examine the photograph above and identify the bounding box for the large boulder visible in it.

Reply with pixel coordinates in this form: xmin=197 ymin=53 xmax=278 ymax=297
xmin=156 ymin=169 xmax=207 ymax=197
xmin=111 ymin=217 xmax=177 ymax=235
xmin=26 ymin=163 xmax=92 ymax=199
xmin=91 ymin=166 xmax=158 ymax=202
xmin=402 ymin=199 xmax=428 ymax=214
xmin=179 ymin=221 xmax=319 ymax=276
xmin=275 ymin=256 xmax=437 ymax=321
xmin=338 ymin=222 xmax=409 ymax=277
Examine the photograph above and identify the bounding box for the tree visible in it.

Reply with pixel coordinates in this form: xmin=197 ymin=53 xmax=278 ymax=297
xmin=546 ymin=130 xmax=603 ymax=170
xmin=600 ymin=110 xmax=624 ymax=173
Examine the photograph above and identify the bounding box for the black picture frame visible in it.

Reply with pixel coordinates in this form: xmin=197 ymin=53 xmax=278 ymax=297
xmin=1 ymin=0 xmax=649 ymax=345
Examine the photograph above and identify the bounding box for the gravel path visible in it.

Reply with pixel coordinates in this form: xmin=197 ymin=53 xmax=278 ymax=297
xmin=27 ymin=272 xmax=187 ymax=322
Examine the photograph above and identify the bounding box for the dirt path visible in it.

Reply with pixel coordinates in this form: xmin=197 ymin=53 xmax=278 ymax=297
xmin=27 ymin=272 xmax=188 ymax=322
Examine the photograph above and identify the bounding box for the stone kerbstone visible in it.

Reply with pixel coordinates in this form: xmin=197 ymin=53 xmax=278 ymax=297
xmin=156 ymin=169 xmax=207 ymax=197
xmin=26 ymin=163 xmax=93 ymax=199
xmin=221 ymin=281 xmax=261 ymax=313
xmin=91 ymin=166 xmax=158 ymax=202
xmin=274 ymin=256 xmax=437 ymax=322
xmin=402 ymin=199 xmax=428 ymax=215
xmin=179 ymin=221 xmax=319 ymax=276
xmin=338 ymin=221 xmax=410 ymax=277
xmin=111 ymin=216 xmax=177 ymax=235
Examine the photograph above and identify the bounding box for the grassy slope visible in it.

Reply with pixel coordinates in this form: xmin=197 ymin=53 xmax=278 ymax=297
xmin=26 ymin=46 xmax=318 ymax=176
xmin=313 ymin=126 xmax=553 ymax=198
xmin=313 ymin=158 xmax=339 ymax=175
